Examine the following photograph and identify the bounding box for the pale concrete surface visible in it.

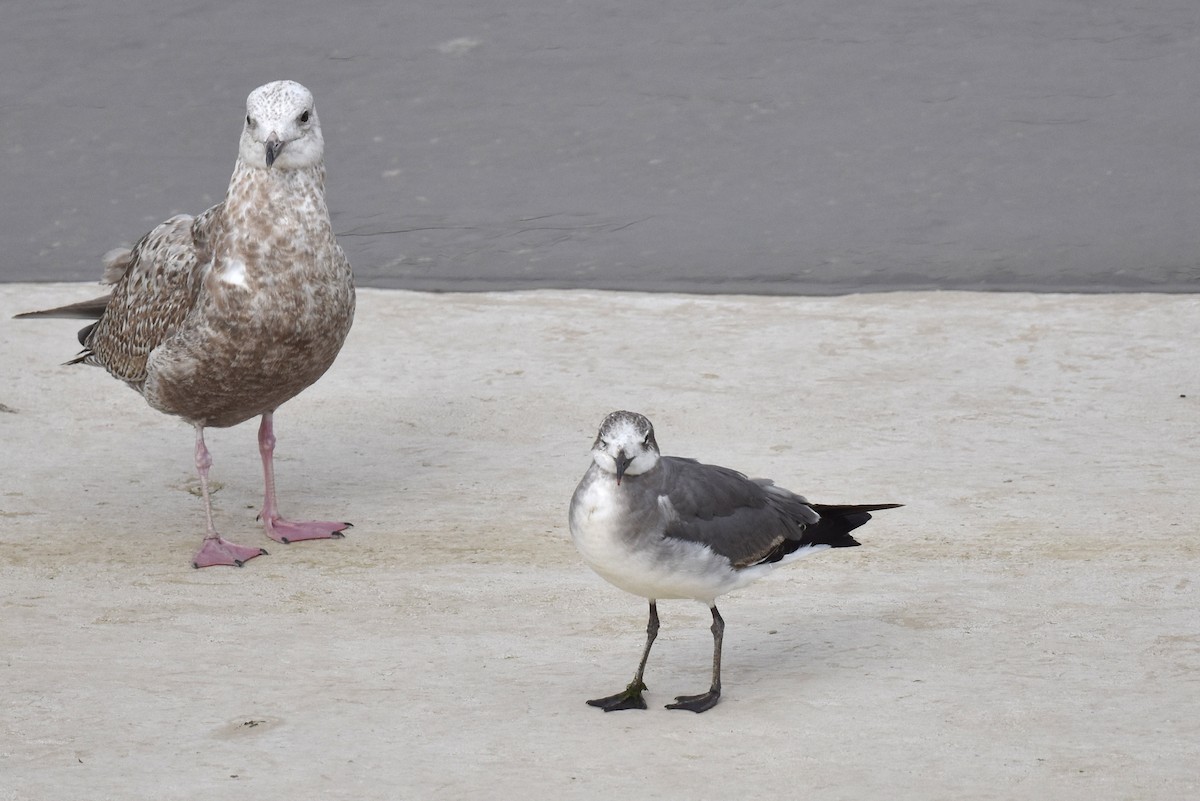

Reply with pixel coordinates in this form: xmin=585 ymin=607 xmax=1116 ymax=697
xmin=1 ymin=285 xmax=1197 ymax=800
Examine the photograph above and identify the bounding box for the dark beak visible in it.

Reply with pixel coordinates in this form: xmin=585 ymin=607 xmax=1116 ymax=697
xmin=615 ymin=450 xmax=632 ymax=485
xmin=264 ymin=134 xmax=285 ymax=167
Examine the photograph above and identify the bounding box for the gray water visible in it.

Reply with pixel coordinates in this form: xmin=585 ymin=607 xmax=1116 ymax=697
xmin=3 ymin=0 xmax=1198 ymax=294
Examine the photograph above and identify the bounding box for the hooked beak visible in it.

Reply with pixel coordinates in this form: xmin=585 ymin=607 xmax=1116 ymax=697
xmin=615 ymin=450 xmax=633 ymax=485
xmin=264 ymin=133 xmax=285 ymax=167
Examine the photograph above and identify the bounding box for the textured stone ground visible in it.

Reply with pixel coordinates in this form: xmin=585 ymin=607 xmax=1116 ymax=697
xmin=2 ymin=286 xmax=1197 ymax=800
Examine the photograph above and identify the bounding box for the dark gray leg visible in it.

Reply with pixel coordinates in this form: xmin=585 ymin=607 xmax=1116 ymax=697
xmin=587 ymin=601 xmax=660 ymax=711
xmin=666 ymin=604 xmax=723 ymax=713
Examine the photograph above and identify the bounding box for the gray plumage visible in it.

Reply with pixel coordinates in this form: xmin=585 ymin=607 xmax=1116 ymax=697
xmin=569 ymin=410 xmax=900 ymax=712
xmin=620 ymin=456 xmax=826 ymax=568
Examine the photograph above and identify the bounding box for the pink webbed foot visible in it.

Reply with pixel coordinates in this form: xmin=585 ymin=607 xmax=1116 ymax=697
xmin=256 ymin=413 xmax=351 ymax=546
xmin=192 ymin=536 xmax=269 ymax=569
xmin=261 ymin=516 xmax=352 ymax=544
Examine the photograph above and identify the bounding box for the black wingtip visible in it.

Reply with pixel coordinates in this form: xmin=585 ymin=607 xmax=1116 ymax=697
xmin=811 ymin=502 xmax=904 ymax=514
xmin=803 ymin=502 xmax=903 ymax=548
xmin=811 ymin=503 xmax=903 ymax=535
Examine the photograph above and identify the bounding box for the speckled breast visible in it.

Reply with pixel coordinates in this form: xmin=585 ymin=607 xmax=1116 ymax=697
xmin=144 ymin=258 xmax=355 ymax=428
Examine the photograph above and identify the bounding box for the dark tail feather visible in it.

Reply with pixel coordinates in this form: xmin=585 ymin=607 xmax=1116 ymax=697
xmin=13 ymin=294 xmax=112 ymax=321
xmin=75 ymin=323 xmax=98 ymax=347
xmin=15 ymin=294 xmax=112 ymax=352
xmin=805 ymin=503 xmax=903 ymax=548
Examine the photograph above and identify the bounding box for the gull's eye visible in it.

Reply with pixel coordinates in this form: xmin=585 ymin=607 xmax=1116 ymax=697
xmin=298 ymin=110 xmax=311 ymax=124
xmin=599 ymin=439 xmax=608 ymax=449
xmin=245 ymin=115 xmax=253 ymax=127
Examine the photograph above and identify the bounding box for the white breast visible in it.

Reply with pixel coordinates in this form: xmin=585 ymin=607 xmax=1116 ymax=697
xmin=569 ymin=476 xmax=758 ymax=604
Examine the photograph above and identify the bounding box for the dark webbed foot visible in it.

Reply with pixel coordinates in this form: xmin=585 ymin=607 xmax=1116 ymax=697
xmin=665 ymin=689 xmax=721 ymax=713
xmin=665 ymin=606 xmax=725 ymax=712
xmin=586 ymin=680 xmax=648 ymax=711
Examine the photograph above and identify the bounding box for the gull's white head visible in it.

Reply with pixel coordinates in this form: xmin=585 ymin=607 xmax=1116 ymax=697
xmin=591 ymin=410 xmax=661 ymax=484
xmin=239 ymin=80 xmax=323 ymax=170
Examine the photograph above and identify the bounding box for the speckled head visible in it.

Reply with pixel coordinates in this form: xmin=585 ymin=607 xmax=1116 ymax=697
xmin=591 ymin=410 xmax=661 ymax=483
xmin=239 ymin=80 xmax=323 ymax=170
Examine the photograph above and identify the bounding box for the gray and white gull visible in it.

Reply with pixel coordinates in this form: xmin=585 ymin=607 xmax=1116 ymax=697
xmin=569 ymin=410 xmax=900 ymax=712
xmin=17 ymin=80 xmax=356 ymax=568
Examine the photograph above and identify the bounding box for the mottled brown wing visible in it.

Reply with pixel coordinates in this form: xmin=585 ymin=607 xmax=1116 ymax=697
xmin=80 ymin=208 xmax=220 ymax=386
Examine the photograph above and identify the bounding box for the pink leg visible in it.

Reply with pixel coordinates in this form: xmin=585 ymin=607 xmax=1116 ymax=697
xmin=257 ymin=411 xmax=351 ymax=544
xmin=190 ymin=425 xmax=269 ymax=568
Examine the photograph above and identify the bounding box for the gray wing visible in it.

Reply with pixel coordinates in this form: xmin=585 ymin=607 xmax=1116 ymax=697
xmin=79 ymin=207 xmax=221 ymax=385
xmin=657 ymin=456 xmax=818 ymax=568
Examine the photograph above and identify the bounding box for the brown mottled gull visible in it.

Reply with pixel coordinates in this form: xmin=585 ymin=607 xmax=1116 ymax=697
xmin=17 ymin=80 xmax=356 ymax=568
